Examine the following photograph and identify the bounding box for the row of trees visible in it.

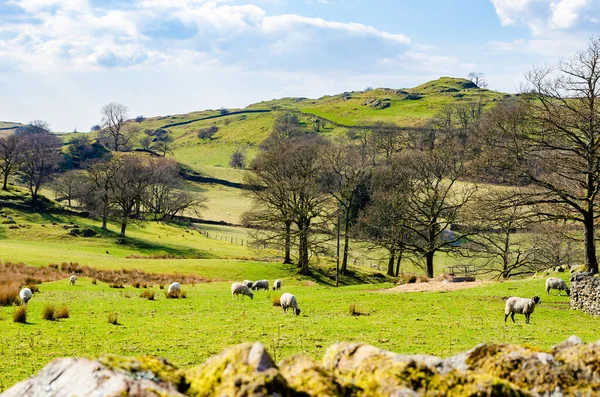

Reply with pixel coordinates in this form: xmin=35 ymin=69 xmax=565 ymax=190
xmin=244 ymin=37 xmax=600 ymax=278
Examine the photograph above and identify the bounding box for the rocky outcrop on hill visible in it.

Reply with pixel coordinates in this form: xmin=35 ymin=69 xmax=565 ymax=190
xmin=4 ymin=337 xmax=600 ymax=396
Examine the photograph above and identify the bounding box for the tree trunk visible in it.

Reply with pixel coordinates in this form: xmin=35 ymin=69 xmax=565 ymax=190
xmin=584 ymin=212 xmax=599 ymax=273
xmin=387 ymin=249 xmax=396 ymax=277
xmin=283 ymin=220 xmax=292 ymax=264
xmin=395 ymin=249 xmax=403 ymax=277
xmin=2 ymin=172 xmax=8 ymax=190
xmin=298 ymin=221 xmax=310 ymax=275
xmin=425 ymin=251 xmax=434 ymax=278
xmin=102 ymin=203 xmax=108 ymax=230
xmin=120 ymin=220 xmax=127 ymax=237
xmin=341 ymin=208 xmax=350 ymax=275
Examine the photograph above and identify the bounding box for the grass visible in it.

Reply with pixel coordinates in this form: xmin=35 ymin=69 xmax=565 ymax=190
xmin=12 ymin=305 xmax=26 ymax=323
xmin=42 ymin=305 xmax=55 ymax=321
xmin=0 ymin=273 xmax=597 ymax=389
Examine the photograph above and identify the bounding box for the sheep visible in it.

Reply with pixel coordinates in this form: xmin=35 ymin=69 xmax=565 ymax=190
xmin=19 ymin=288 xmax=33 ymax=304
xmin=69 ymin=275 xmax=77 ymax=286
xmin=231 ymin=282 xmax=254 ymax=300
xmin=243 ymin=280 xmax=254 ymax=290
xmin=273 ymin=279 xmax=282 ymax=291
xmin=280 ymin=293 xmax=301 ymax=316
xmin=546 ymin=277 xmax=570 ymax=296
xmin=504 ymin=296 xmax=541 ymax=324
xmin=252 ymin=280 xmax=269 ymax=291
xmin=168 ymin=282 xmax=181 ymax=296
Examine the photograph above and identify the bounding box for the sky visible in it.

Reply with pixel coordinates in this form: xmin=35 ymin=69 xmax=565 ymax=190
xmin=0 ymin=0 xmax=599 ymax=131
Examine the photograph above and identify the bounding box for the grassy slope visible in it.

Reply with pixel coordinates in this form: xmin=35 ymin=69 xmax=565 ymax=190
xmin=0 ymin=273 xmax=595 ymax=388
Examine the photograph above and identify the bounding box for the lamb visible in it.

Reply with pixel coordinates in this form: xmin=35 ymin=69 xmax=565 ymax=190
xmin=168 ymin=282 xmax=181 ymax=295
xmin=69 ymin=275 xmax=77 ymax=286
xmin=252 ymin=280 xmax=269 ymax=291
xmin=243 ymin=280 xmax=254 ymax=290
xmin=546 ymin=277 xmax=570 ymax=296
xmin=273 ymin=279 xmax=282 ymax=291
xmin=19 ymin=288 xmax=33 ymax=304
xmin=231 ymin=282 xmax=254 ymax=300
xmin=504 ymin=296 xmax=541 ymax=324
xmin=280 ymin=293 xmax=301 ymax=316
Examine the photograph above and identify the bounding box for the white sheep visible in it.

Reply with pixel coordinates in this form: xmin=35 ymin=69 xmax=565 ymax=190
xmin=168 ymin=282 xmax=181 ymax=296
xmin=19 ymin=288 xmax=33 ymax=304
xmin=504 ymin=296 xmax=541 ymax=324
xmin=243 ymin=280 xmax=254 ymax=290
xmin=273 ymin=279 xmax=282 ymax=291
xmin=280 ymin=292 xmax=301 ymax=316
xmin=253 ymin=279 xmax=269 ymax=291
xmin=69 ymin=275 xmax=77 ymax=286
xmin=231 ymin=282 xmax=254 ymax=300
xmin=546 ymin=277 xmax=570 ymax=296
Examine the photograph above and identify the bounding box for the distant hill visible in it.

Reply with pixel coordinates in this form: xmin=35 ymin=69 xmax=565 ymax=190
xmin=0 ymin=121 xmax=25 ymax=137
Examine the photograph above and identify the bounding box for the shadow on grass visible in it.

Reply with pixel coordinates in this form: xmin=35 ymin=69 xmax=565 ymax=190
xmin=286 ymin=263 xmax=394 ymax=287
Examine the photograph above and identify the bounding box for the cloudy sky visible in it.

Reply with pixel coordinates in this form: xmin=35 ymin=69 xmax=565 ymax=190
xmin=0 ymin=0 xmax=598 ymax=131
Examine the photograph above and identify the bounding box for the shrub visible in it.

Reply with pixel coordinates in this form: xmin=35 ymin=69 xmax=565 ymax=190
xmin=90 ymin=124 xmax=101 ymax=131
xmin=24 ymin=277 xmax=41 ymax=285
xmin=42 ymin=305 xmax=56 ymax=321
xmin=132 ymin=281 xmax=141 ymax=288
xmin=219 ymin=107 xmax=229 ymax=115
xmin=109 ymin=283 xmax=124 ymax=289
xmin=135 ymin=115 xmax=145 ymax=123
xmin=229 ymin=149 xmax=246 ymax=169
xmin=107 ymin=312 xmax=119 ymax=325
xmin=55 ymin=306 xmax=69 ymax=319
xmin=408 ymin=276 xmax=417 ymax=284
xmin=159 ymin=284 xmax=164 ymax=290
xmin=0 ymin=283 xmax=20 ymax=306
xmin=140 ymin=290 xmax=155 ymax=300
xmin=13 ymin=305 xmax=27 ymax=323
xmin=349 ymin=303 xmax=358 ymax=316
xmin=91 ymin=279 xmax=97 ymax=285
xmin=197 ymin=125 xmax=218 ymax=140
xmin=25 ymin=284 xmax=39 ymax=293
xmin=272 ymin=295 xmax=281 ymax=307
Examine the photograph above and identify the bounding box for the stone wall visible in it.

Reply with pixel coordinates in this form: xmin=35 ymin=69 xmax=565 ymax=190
xmin=4 ymin=337 xmax=600 ymax=396
xmin=570 ymin=274 xmax=600 ymax=316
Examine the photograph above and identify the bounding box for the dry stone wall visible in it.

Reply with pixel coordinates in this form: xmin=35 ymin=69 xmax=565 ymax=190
xmin=570 ymin=274 xmax=600 ymax=316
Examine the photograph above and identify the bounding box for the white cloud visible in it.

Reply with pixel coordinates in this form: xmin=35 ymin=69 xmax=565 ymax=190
xmin=549 ymin=0 xmax=590 ymax=29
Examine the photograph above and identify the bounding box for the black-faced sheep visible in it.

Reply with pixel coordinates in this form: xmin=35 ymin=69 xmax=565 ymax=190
xmin=243 ymin=280 xmax=254 ymax=290
xmin=19 ymin=288 xmax=33 ymax=304
xmin=253 ymin=280 xmax=269 ymax=291
xmin=545 ymin=277 xmax=570 ymax=296
xmin=504 ymin=296 xmax=541 ymax=324
xmin=280 ymin=292 xmax=300 ymax=316
xmin=69 ymin=275 xmax=77 ymax=286
xmin=231 ymin=283 xmax=254 ymax=300
xmin=273 ymin=279 xmax=282 ymax=291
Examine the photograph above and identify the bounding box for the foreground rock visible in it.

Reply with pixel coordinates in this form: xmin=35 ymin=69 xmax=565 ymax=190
xmin=4 ymin=337 xmax=600 ymax=396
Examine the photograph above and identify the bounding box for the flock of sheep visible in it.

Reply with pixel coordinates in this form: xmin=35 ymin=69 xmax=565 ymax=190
xmin=230 ymin=279 xmax=301 ymax=315
xmin=17 ymin=273 xmax=571 ymax=324
xmin=504 ymin=277 xmax=570 ymax=324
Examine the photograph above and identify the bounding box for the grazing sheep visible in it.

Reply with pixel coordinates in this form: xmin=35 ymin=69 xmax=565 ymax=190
xmin=243 ymin=280 xmax=254 ymax=290
xmin=273 ymin=279 xmax=282 ymax=291
xmin=69 ymin=275 xmax=77 ymax=286
xmin=280 ymin=293 xmax=301 ymax=316
xmin=546 ymin=277 xmax=570 ymax=296
xmin=504 ymin=296 xmax=541 ymax=324
xmin=231 ymin=282 xmax=254 ymax=300
xmin=19 ymin=288 xmax=33 ymax=304
xmin=168 ymin=282 xmax=181 ymax=296
xmin=253 ymin=280 xmax=269 ymax=291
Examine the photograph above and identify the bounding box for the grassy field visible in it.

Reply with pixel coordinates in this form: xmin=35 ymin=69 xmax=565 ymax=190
xmin=0 ymin=273 xmax=595 ymax=389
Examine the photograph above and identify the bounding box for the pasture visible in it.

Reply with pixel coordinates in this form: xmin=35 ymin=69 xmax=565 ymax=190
xmin=0 ymin=272 xmax=595 ymax=389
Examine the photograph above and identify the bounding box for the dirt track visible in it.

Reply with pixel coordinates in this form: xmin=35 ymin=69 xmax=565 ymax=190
xmin=381 ymin=280 xmax=491 ymax=293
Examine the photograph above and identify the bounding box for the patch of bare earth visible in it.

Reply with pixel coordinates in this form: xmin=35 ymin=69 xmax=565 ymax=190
xmin=381 ymin=280 xmax=492 ymax=293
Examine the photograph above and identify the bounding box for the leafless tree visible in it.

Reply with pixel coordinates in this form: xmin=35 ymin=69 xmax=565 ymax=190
xmin=51 ymin=170 xmax=86 ymax=207
xmin=81 ymin=157 xmax=119 ymax=230
xmin=229 ymin=148 xmax=246 ymax=169
xmin=100 ymin=102 xmax=129 ymax=151
xmin=322 ymin=139 xmax=372 ymax=275
xmin=0 ymin=134 xmax=23 ymax=190
xmin=371 ymin=122 xmax=405 ymax=164
xmin=467 ymin=72 xmax=488 ymax=88
xmin=19 ymin=127 xmax=62 ymax=200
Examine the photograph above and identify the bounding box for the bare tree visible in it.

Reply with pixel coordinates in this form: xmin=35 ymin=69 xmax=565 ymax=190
xmin=100 ymin=102 xmax=129 ymax=151
xmin=51 ymin=170 xmax=85 ymax=207
xmin=19 ymin=127 xmax=62 ymax=200
xmin=467 ymin=72 xmax=488 ymax=88
xmin=229 ymin=148 xmax=246 ymax=169
xmin=486 ymin=37 xmax=600 ymax=273
xmin=152 ymin=134 xmax=174 ymax=157
xmin=322 ymin=139 xmax=371 ymax=275
xmin=81 ymin=157 xmax=119 ymax=230
xmin=0 ymin=134 xmax=23 ymax=190
xmin=371 ymin=122 xmax=405 ymax=164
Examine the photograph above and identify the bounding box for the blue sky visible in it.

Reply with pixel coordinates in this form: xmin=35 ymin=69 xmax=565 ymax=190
xmin=0 ymin=0 xmax=598 ymax=131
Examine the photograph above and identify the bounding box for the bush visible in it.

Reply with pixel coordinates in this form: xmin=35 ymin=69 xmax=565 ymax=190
xmin=55 ymin=306 xmax=69 ymax=319
xmin=229 ymin=149 xmax=246 ymax=169
xmin=0 ymin=283 xmax=20 ymax=306
xmin=107 ymin=312 xmax=119 ymax=325
xmin=132 ymin=281 xmax=141 ymax=288
xmin=140 ymin=290 xmax=155 ymax=300
xmin=135 ymin=115 xmax=145 ymax=123
xmin=272 ymin=295 xmax=281 ymax=307
xmin=349 ymin=303 xmax=358 ymax=316
xmin=109 ymin=283 xmax=124 ymax=289
xmin=219 ymin=107 xmax=229 ymax=116
xmin=91 ymin=279 xmax=97 ymax=285
xmin=42 ymin=305 xmax=55 ymax=321
xmin=13 ymin=305 xmax=27 ymax=323
xmin=159 ymin=284 xmax=164 ymax=290
xmin=25 ymin=284 xmax=39 ymax=293
xmin=197 ymin=125 xmax=218 ymax=140
xmin=90 ymin=125 xmax=101 ymax=132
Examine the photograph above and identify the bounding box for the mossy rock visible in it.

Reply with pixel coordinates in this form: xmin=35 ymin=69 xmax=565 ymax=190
xmin=185 ymin=342 xmax=290 ymax=397
xmin=279 ymin=355 xmax=347 ymax=396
